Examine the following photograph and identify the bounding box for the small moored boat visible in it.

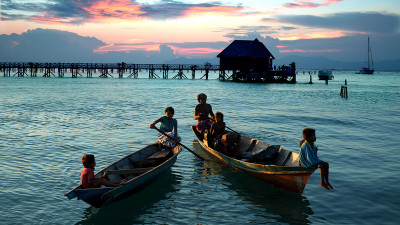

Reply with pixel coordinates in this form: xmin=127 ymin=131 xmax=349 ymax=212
xmin=65 ymin=143 xmax=182 ymax=208
xmin=357 ymin=37 xmax=374 ymax=74
xmin=192 ymin=126 xmax=316 ymax=193
xmin=318 ymin=70 xmax=334 ymax=80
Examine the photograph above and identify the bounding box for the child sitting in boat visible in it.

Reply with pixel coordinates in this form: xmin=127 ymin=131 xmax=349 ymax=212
xmin=194 ymin=93 xmax=215 ymax=135
xmin=81 ymin=154 xmax=124 ymax=188
xmin=210 ymin=111 xmax=225 ymax=140
xmin=299 ymin=128 xmax=333 ymax=190
xmin=209 ymin=111 xmax=226 ymax=147
xmin=150 ymin=107 xmax=181 ymax=149
xmin=218 ymin=132 xmax=239 ymax=157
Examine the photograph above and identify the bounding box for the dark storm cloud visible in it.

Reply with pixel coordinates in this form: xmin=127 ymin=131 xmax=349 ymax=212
xmin=272 ymin=12 xmax=400 ymax=33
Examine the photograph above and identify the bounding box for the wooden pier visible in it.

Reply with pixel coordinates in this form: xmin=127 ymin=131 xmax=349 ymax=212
xmin=0 ymin=62 xmax=295 ymax=83
xmin=0 ymin=62 xmax=219 ymax=79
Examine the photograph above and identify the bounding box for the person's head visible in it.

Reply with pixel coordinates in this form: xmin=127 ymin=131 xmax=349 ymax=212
xmin=197 ymin=93 xmax=207 ymax=103
xmin=302 ymin=128 xmax=316 ymax=143
xmin=215 ymin=111 xmax=224 ymax=122
xmin=82 ymin=154 xmax=96 ymax=168
xmin=165 ymin=107 xmax=175 ymax=118
xmin=221 ymin=132 xmax=236 ymax=143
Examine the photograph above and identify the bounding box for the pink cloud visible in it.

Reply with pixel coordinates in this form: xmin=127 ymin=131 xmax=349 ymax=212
xmin=184 ymin=5 xmax=245 ymax=17
xmin=94 ymin=43 xmax=159 ymax=53
xmin=280 ymin=49 xmax=341 ymax=53
xmin=93 ymin=42 xmax=222 ymax=58
xmin=81 ymin=0 xmax=144 ymax=22
xmin=173 ymin=47 xmax=223 ymax=56
xmin=282 ymin=0 xmax=343 ymax=9
xmin=29 ymin=0 xmax=246 ymax=24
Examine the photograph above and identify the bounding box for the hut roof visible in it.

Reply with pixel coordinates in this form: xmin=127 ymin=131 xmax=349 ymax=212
xmin=217 ymin=38 xmax=275 ymax=59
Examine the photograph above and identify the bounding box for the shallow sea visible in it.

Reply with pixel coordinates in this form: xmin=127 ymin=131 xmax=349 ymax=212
xmin=0 ymin=70 xmax=399 ymax=224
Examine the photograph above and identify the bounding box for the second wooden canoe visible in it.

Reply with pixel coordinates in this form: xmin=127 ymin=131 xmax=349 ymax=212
xmin=192 ymin=126 xmax=316 ymax=193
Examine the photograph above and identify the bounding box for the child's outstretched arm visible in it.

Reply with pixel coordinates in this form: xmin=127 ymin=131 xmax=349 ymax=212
xmin=150 ymin=117 xmax=163 ymax=129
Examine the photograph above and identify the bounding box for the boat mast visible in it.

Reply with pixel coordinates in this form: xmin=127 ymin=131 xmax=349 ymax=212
xmin=367 ymin=37 xmax=374 ymax=70
xmin=367 ymin=37 xmax=370 ymax=69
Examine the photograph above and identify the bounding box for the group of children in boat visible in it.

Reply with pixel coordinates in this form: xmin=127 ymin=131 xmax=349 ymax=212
xmin=80 ymin=93 xmax=332 ymax=190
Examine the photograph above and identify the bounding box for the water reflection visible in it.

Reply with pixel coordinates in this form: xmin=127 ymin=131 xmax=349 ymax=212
xmin=192 ymin=140 xmax=314 ymax=224
xmin=76 ymin=171 xmax=181 ymax=225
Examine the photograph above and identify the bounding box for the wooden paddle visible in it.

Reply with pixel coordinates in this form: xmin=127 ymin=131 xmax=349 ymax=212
xmin=153 ymin=127 xmax=206 ymax=161
xmin=210 ymin=118 xmax=240 ymax=135
xmin=225 ymin=125 xmax=240 ymax=134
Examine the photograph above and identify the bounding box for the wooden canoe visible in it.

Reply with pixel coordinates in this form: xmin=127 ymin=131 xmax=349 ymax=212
xmin=192 ymin=126 xmax=316 ymax=193
xmin=65 ymin=143 xmax=182 ymax=208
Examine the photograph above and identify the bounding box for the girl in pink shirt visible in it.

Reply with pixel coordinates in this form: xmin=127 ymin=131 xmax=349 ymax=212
xmin=81 ymin=154 xmax=124 ymax=188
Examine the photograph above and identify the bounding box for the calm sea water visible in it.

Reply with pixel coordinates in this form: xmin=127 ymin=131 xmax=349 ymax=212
xmin=0 ymin=70 xmax=399 ymax=224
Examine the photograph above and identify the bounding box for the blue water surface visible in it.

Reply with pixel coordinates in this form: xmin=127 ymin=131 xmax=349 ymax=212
xmin=0 ymin=70 xmax=399 ymax=224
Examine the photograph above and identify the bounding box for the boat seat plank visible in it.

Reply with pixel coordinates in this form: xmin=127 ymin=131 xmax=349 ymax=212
xmin=245 ymin=140 xmax=257 ymax=152
xmin=105 ymin=165 xmax=125 ymax=182
xmin=106 ymin=167 xmax=155 ymax=175
xmin=148 ymin=149 xmax=170 ymax=160
xmin=279 ymin=151 xmax=292 ymax=166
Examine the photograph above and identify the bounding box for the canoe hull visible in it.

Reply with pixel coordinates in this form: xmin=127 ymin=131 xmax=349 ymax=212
xmin=192 ymin=126 xmax=315 ymax=193
xmin=65 ymin=143 xmax=181 ymax=208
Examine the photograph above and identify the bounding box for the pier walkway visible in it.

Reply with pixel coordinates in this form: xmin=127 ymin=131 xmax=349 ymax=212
xmin=0 ymin=62 xmax=220 ymax=79
xmin=0 ymin=62 xmax=295 ymax=83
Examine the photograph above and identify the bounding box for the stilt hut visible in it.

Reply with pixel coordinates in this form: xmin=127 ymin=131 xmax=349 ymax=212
xmin=217 ymin=38 xmax=294 ymax=83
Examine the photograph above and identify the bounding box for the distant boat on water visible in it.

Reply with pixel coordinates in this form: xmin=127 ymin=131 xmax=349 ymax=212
xmin=318 ymin=70 xmax=334 ymax=80
xmin=357 ymin=37 xmax=374 ymax=74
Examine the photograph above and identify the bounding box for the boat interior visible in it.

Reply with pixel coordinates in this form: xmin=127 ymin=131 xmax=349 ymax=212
xmin=200 ymin=129 xmax=300 ymax=167
xmin=96 ymin=144 xmax=175 ymax=183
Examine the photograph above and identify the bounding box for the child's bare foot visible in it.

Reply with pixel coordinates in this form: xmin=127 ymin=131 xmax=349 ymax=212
xmin=326 ymin=182 xmax=333 ymax=190
xmin=321 ymin=183 xmax=331 ymax=190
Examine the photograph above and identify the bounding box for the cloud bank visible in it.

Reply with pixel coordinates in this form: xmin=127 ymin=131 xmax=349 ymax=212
xmin=1 ymin=0 xmax=246 ymax=24
xmin=272 ymin=12 xmax=400 ymax=34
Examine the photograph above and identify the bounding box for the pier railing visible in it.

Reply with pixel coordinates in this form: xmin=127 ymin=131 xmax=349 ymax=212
xmin=0 ymin=62 xmax=296 ymax=83
xmin=0 ymin=62 xmax=220 ymax=79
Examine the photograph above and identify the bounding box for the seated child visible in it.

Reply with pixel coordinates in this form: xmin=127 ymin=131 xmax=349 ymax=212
xmin=210 ymin=111 xmax=226 ymax=142
xmin=81 ymin=154 xmax=125 ymax=188
xmin=299 ymin=128 xmax=333 ymax=190
xmin=150 ymin=107 xmax=181 ymax=149
xmin=218 ymin=132 xmax=239 ymax=157
xmin=194 ymin=93 xmax=215 ymax=135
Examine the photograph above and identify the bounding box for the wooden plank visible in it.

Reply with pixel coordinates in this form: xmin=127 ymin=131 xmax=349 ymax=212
xmin=148 ymin=149 xmax=170 ymax=159
xmin=280 ymin=152 xmax=292 ymax=166
xmin=105 ymin=167 xmax=154 ymax=175
xmin=245 ymin=140 xmax=257 ymax=152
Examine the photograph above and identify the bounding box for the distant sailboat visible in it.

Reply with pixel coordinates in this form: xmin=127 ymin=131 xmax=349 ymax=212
xmin=357 ymin=37 xmax=374 ymax=74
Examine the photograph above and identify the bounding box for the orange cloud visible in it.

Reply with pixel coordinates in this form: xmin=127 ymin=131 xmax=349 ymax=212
xmin=94 ymin=42 xmax=222 ymax=57
xmin=184 ymin=5 xmax=245 ymax=17
xmin=173 ymin=47 xmax=223 ymax=56
xmin=81 ymin=0 xmax=144 ymax=22
xmin=94 ymin=43 xmax=159 ymax=53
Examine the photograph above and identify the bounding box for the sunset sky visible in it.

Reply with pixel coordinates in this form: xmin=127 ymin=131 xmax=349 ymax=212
xmin=1 ymin=0 xmax=399 ymax=64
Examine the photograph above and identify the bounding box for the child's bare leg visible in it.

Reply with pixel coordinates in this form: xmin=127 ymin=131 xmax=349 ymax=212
xmin=319 ymin=168 xmax=330 ymax=190
xmin=319 ymin=162 xmax=333 ymax=190
xmin=322 ymin=162 xmax=333 ymax=189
